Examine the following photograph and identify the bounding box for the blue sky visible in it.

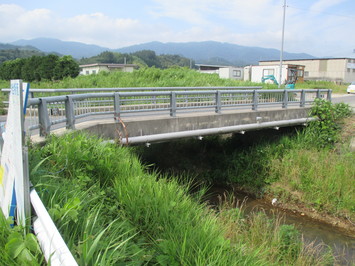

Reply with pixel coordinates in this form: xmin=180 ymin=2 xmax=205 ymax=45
xmin=0 ymin=0 xmax=354 ymax=58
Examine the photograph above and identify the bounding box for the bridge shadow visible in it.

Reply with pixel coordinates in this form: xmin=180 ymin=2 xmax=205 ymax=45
xmin=134 ymin=126 xmax=303 ymax=195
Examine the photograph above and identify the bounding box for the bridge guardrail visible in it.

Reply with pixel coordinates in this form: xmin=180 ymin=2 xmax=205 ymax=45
xmin=2 ymin=86 xmax=263 ymax=104
xmin=25 ymin=89 xmax=331 ymax=136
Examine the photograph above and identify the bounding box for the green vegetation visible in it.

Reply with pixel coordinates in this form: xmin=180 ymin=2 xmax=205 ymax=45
xmin=1 ymin=67 xmax=352 ymax=264
xmin=79 ymin=50 xmax=193 ymax=69
xmin=296 ymin=80 xmax=347 ymax=94
xmin=17 ymin=67 xmax=260 ymax=89
xmin=0 ymin=55 xmax=80 ymax=81
xmin=22 ymin=132 xmax=333 ymax=265
xmin=138 ymin=100 xmax=354 ymax=220
xmin=0 ymin=48 xmax=45 ymax=65
xmin=0 ymin=212 xmax=44 ymax=265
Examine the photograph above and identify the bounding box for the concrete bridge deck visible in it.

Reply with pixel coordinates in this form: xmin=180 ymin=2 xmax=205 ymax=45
xmin=31 ymin=106 xmax=314 ymax=145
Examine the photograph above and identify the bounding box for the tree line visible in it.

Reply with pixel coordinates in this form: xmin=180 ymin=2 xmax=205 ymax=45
xmin=0 ymin=48 xmax=45 ymax=65
xmin=0 ymin=54 xmax=80 ymax=81
xmin=79 ymin=50 xmax=195 ymax=69
xmin=0 ymin=50 xmax=194 ymax=81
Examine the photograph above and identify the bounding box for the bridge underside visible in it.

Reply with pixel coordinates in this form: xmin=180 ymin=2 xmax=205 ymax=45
xmin=63 ymin=107 xmax=314 ymax=145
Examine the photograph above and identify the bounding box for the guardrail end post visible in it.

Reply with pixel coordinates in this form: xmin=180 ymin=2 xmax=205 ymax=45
xmin=327 ymin=89 xmax=332 ymax=102
xmin=65 ymin=96 xmax=75 ymax=130
xmin=215 ymin=90 xmax=221 ymax=113
xmin=252 ymin=90 xmax=258 ymax=111
xmin=170 ymin=91 xmax=176 ymax=117
xmin=114 ymin=93 xmax=121 ymax=118
xmin=38 ymin=99 xmax=51 ymax=136
xmin=282 ymin=89 xmax=288 ymax=108
xmin=300 ymin=90 xmax=305 ymax=107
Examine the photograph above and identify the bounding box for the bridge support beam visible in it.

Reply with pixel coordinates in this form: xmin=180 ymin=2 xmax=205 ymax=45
xmin=118 ymin=117 xmax=316 ymax=145
xmin=70 ymin=107 xmax=314 ymax=145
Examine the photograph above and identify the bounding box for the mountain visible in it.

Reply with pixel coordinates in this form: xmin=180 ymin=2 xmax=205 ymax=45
xmin=0 ymin=43 xmax=46 ymax=64
xmin=9 ymin=38 xmax=315 ymax=65
xmin=0 ymin=43 xmax=40 ymax=51
xmin=115 ymin=41 xmax=315 ymax=66
xmin=11 ymin=38 xmax=110 ymax=59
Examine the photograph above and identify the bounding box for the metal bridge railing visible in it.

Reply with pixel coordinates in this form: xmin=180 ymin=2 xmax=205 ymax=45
xmin=2 ymin=86 xmax=262 ymax=101
xmin=25 ymin=89 xmax=331 ymax=136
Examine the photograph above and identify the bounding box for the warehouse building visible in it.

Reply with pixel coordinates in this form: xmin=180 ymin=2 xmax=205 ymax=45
xmin=196 ymin=64 xmax=244 ymax=80
xmin=259 ymin=58 xmax=355 ymax=84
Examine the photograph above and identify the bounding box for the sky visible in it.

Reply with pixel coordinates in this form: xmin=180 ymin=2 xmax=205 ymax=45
xmin=0 ymin=0 xmax=354 ymax=58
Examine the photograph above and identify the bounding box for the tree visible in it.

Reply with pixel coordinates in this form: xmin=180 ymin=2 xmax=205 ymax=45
xmin=132 ymin=50 xmax=161 ymax=68
xmin=0 ymin=58 xmax=23 ymax=80
xmin=53 ymin=55 xmax=80 ymax=80
xmin=98 ymin=51 xmax=115 ymax=63
xmin=38 ymin=54 xmax=59 ymax=80
xmin=21 ymin=56 xmax=42 ymax=82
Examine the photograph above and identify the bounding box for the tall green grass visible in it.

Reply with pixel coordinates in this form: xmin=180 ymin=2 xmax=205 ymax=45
xmin=295 ymin=80 xmax=347 ymax=94
xmin=136 ymin=101 xmax=354 ymax=219
xmin=29 ymin=133 xmax=151 ymax=265
xmin=0 ymin=212 xmax=18 ymax=265
xmin=28 ymin=131 xmax=335 ymax=265
xmin=269 ymin=148 xmax=355 ymax=214
xmin=9 ymin=67 xmax=260 ymax=89
xmin=218 ymin=196 xmax=334 ymax=265
xmin=0 ymin=211 xmax=44 ymax=265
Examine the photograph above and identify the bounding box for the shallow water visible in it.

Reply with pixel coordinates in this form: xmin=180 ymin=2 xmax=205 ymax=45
xmin=207 ymin=187 xmax=355 ymax=265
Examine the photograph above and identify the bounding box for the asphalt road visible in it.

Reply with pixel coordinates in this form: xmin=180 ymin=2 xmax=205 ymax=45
xmin=332 ymin=93 xmax=355 ymax=110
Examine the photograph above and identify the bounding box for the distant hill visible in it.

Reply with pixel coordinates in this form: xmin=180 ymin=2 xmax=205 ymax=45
xmin=0 ymin=43 xmax=46 ymax=64
xmin=115 ymin=41 xmax=315 ymax=66
xmin=8 ymin=38 xmax=315 ymax=66
xmin=0 ymin=43 xmax=40 ymax=51
xmin=11 ymin=38 xmax=110 ymax=59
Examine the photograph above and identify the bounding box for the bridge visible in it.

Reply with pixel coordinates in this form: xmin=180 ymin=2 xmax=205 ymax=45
xmin=21 ymin=87 xmax=331 ymax=145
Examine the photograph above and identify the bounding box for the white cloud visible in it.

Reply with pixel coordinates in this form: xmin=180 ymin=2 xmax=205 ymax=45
xmin=0 ymin=2 xmax=354 ymax=57
xmin=0 ymin=4 xmax=142 ymax=48
xmin=0 ymin=5 xmax=54 ymax=40
xmin=310 ymin=0 xmax=347 ymax=13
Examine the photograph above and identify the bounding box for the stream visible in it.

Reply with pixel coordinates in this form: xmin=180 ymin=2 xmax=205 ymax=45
xmin=207 ymin=187 xmax=355 ymax=265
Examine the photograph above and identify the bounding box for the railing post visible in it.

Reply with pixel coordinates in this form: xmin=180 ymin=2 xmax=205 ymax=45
xmin=327 ymin=89 xmax=332 ymax=102
xmin=114 ymin=92 xmax=121 ymax=118
xmin=300 ymin=90 xmax=305 ymax=107
xmin=252 ymin=90 xmax=258 ymax=111
xmin=282 ymin=89 xmax=288 ymax=108
xmin=215 ymin=90 xmax=221 ymax=113
xmin=38 ymin=98 xmax=51 ymax=136
xmin=170 ymin=91 xmax=176 ymax=117
xmin=316 ymin=89 xmax=321 ymax=99
xmin=65 ymin=96 xmax=75 ymax=130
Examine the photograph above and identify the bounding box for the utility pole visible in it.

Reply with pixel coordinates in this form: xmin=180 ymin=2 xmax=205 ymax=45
xmin=279 ymin=0 xmax=287 ymax=88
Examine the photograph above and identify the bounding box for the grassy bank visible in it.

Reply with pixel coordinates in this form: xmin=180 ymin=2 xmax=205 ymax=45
xmin=20 ymin=132 xmax=333 ymax=265
xmin=1 ymin=67 xmax=260 ymax=89
xmin=137 ymin=100 xmax=354 ymax=221
xmin=0 ymin=68 xmax=348 ymax=92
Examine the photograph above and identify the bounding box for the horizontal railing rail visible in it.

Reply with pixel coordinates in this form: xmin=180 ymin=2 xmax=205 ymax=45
xmin=2 ymin=86 xmax=262 ymax=98
xmin=24 ymin=89 xmax=331 ymax=136
xmin=2 ymin=86 xmax=263 ymax=107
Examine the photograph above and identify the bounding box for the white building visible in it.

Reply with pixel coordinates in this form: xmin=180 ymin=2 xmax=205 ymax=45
xmin=259 ymin=58 xmax=355 ymax=84
xmin=244 ymin=64 xmax=305 ymax=85
xmin=196 ymin=64 xmax=244 ymax=80
xmin=79 ymin=63 xmax=138 ymax=75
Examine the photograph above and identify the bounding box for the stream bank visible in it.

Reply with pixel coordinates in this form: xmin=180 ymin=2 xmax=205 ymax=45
xmin=134 ymin=119 xmax=355 ymax=264
xmin=206 ymin=186 xmax=355 ymax=265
